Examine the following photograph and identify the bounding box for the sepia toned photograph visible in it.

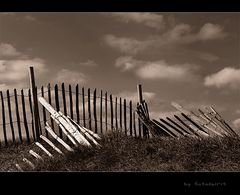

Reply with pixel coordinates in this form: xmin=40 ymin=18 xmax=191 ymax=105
xmin=0 ymin=12 xmax=239 ymax=175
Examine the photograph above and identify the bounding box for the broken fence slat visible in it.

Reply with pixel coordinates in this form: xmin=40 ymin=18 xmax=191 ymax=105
xmin=40 ymin=135 xmax=63 ymax=154
xmin=45 ymin=122 xmax=74 ymax=152
xmin=15 ymin=164 xmax=24 ymax=172
xmin=68 ymin=116 xmax=101 ymax=140
xmin=29 ymin=150 xmax=44 ymax=161
xmin=36 ymin=142 xmax=53 ymax=158
xmin=59 ymin=111 xmax=92 ymax=147
xmin=23 ymin=158 xmax=35 ymax=169
xmin=39 ymin=97 xmax=91 ymax=147
xmin=67 ymin=116 xmax=101 ymax=147
xmin=50 ymin=114 xmax=78 ymax=146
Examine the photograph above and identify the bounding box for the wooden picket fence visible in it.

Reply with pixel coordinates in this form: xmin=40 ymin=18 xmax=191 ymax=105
xmin=0 ymin=83 xmax=146 ymax=147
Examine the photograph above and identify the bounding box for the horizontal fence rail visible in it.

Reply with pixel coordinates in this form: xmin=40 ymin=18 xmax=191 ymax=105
xmin=0 ymin=83 xmax=143 ymax=147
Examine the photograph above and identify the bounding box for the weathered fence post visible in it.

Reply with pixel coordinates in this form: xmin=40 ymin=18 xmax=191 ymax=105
xmin=29 ymin=66 xmax=40 ymax=140
xmin=137 ymin=84 xmax=148 ymax=138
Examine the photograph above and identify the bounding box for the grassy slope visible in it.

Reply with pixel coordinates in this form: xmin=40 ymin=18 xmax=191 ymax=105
xmin=1 ymin=133 xmax=240 ymax=171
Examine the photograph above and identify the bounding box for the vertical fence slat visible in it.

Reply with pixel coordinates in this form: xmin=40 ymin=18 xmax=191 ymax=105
xmin=115 ymin=97 xmax=118 ymax=131
xmin=41 ymin=86 xmax=48 ymax=138
xmin=110 ymin=94 xmax=113 ymax=130
xmin=0 ymin=91 xmax=7 ymax=146
xmin=21 ymin=89 xmax=30 ymax=143
xmin=7 ymin=90 xmax=15 ymax=143
xmin=29 ymin=67 xmax=40 ymax=140
xmin=137 ymin=102 xmax=142 ymax=138
xmin=105 ymin=92 xmax=107 ymax=132
xmin=124 ymin=99 xmax=127 ymax=135
xmin=120 ymin=97 xmax=122 ymax=132
xmin=93 ymin=89 xmax=97 ymax=133
xmin=100 ymin=90 xmax=103 ymax=133
xmin=88 ymin=88 xmax=92 ymax=130
xmin=47 ymin=83 xmax=55 ymax=132
xmin=82 ymin=87 xmax=86 ymax=127
xmin=28 ymin=89 xmax=36 ymax=141
xmin=129 ymin=100 xmax=132 ymax=136
xmin=69 ymin=84 xmax=73 ymax=119
xmin=133 ymin=111 xmax=137 ymax=137
xmin=14 ymin=89 xmax=22 ymax=143
xmin=76 ymin=84 xmax=80 ymax=124
xmin=61 ymin=83 xmax=67 ymax=116
xmin=55 ymin=84 xmax=62 ymax=138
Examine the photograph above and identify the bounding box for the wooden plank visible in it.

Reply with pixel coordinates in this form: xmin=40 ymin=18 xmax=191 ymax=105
xmin=133 ymin=111 xmax=137 ymax=137
xmin=88 ymin=88 xmax=92 ymax=130
xmin=29 ymin=67 xmax=40 ymax=140
xmin=129 ymin=100 xmax=133 ymax=136
xmin=93 ymin=88 xmax=97 ymax=133
xmin=41 ymin=86 xmax=48 ymax=138
xmin=119 ymin=97 xmax=122 ymax=131
xmin=137 ymin=84 xmax=143 ymax=103
xmin=105 ymin=92 xmax=108 ymax=132
xmin=76 ymin=84 xmax=80 ymax=124
xmin=181 ymin=113 xmax=208 ymax=136
xmin=209 ymin=106 xmax=237 ymax=136
xmin=174 ymin=115 xmax=198 ymax=136
xmin=61 ymin=83 xmax=67 ymax=116
xmin=110 ymin=94 xmax=113 ymax=130
xmin=39 ymin=98 xmax=92 ymax=147
xmin=21 ymin=89 xmax=30 ymax=143
xmin=6 ymin=90 xmax=15 ymax=143
xmin=40 ymin=135 xmax=63 ymax=154
xmin=55 ymin=84 xmax=62 ymax=138
xmin=100 ymin=90 xmax=103 ymax=133
xmin=115 ymin=97 xmax=118 ymax=131
xmin=159 ymin=118 xmax=185 ymax=136
xmin=152 ymin=119 xmax=177 ymax=137
xmin=137 ymin=103 xmax=142 ymax=138
xmin=0 ymin=91 xmax=7 ymax=146
xmin=138 ymin=118 xmax=142 ymax=138
xmin=82 ymin=87 xmax=86 ymax=127
xmin=45 ymin=122 xmax=74 ymax=152
xmin=14 ymin=89 xmax=22 ymax=143
xmin=166 ymin=117 xmax=190 ymax=135
xmin=69 ymin=84 xmax=73 ymax=119
xmin=47 ymin=83 xmax=55 ymax=132
xmin=124 ymin=98 xmax=127 ymax=135
xmin=28 ymin=89 xmax=36 ymax=141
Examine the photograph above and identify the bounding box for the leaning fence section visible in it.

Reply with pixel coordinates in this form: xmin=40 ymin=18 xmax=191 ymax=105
xmin=0 ymin=83 xmax=143 ymax=147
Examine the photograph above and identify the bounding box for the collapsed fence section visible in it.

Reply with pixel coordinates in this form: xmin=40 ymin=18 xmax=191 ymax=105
xmin=0 ymin=84 xmax=144 ymax=147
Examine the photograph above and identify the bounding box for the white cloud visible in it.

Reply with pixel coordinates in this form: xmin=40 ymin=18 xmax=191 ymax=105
xmin=115 ymin=56 xmax=198 ymax=81
xmin=136 ymin=61 xmax=197 ymax=80
xmin=0 ymin=42 xmax=48 ymax=90
xmin=0 ymin=58 xmax=46 ymax=84
xmin=0 ymin=43 xmax=21 ymax=57
xmin=55 ymin=69 xmax=87 ymax=85
xmin=111 ymin=13 xmax=165 ymax=30
xmin=104 ymin=34 xmax=145 ymax=55
xmin=197 ymin=23 xmax=225 ymax=40
xmin=104 ymin=23 xmax=226 ymax=55
xmin=115 ymin=56 xmax=140 ymax=71
xmin=204 ymin=67 xmax=240 ymax=89
xmin=79 ymin=60 xmax=98 ymax=67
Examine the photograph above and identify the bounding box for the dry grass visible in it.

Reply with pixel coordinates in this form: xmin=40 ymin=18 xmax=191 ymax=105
xmin=1 ymin=132 xmax=240 ymax=172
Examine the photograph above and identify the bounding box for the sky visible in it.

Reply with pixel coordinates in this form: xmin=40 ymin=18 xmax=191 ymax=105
xmin=0 ymin=12 xmax=240 ymax=131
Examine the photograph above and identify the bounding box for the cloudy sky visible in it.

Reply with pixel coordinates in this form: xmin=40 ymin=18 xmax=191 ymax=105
xmin=0 ymin=12 xmax=240 ymax=130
